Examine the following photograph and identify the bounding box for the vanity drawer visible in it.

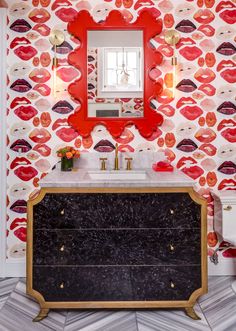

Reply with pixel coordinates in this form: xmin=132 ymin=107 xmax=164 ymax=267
xmin=33 ymin=228 xmax=201 ymax=266
xmin=33 ymin=192 xmax=201 ymax=229
xmin=33 ymin=265 xmax=201 ymax=302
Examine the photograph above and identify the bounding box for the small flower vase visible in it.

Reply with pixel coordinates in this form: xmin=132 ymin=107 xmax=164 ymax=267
xmin=61 ymin=157 xmax=73 ymax=172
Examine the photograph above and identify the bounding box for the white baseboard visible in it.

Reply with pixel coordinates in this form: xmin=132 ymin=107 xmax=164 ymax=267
xmin=0 ymin=262 xmax=26 ymax=278
xmin=208 ymin=256 xmax=236 ymax=276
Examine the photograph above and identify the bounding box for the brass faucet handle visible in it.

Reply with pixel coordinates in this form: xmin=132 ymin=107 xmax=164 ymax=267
xmin=99 ymin=158 xmax=107 ymax=171
xmin=125 ymin=157 xmax=133 ymax=171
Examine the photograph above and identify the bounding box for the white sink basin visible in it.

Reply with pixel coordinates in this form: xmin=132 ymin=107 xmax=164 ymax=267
xmin=87 ymin=170 xmax=147 ymax=180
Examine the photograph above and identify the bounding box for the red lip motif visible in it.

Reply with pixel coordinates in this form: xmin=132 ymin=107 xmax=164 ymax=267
xmin=55 ymin=8 xmax=77 ymax=22
xmin=219 ymin=9 xmax=236 ymax=24
xmin=29 ymin=128 xmax=51 ymax=143
xmin=216 ymin=1 xmax=235 ymax=13
xmin=118 ymin=145 xmax=135 ymax=152
xmin=180 ymin=106 xmax=203 ymax=120
xmin=10 ymin=218 xmax=27 ymax=242
xmin=216 ymin=42 xmax=236 ymax=56
xmin=52 ymin=0 xmax=72 ymax=11
xmin=198 ymin=25 xmax=215 ymax=37
xmin=195 ymin=128 xmax=216 ymax=143
xmin=10 ymin=37 xmax=31 ymax=49
xmin=56 ymin=127 xmax=78 ymax=142
xmin=177 ymin=156 xmax=204 ymax=180
xmin=10 ymin=79 xmax=32 ymax=93
xmin=10 ymin=157 xmax=31 ymax=170
xmin=10 ymin=139 xmax=32 ymax=153
xmin=114 ymin=128 xmax=134 ymax=144
xmin=134 ymin=0 xmax=153 ymax=10
xmin=14 ymin=46 xmax=37 ymax=61
xmin=194 ymin=9 xmax=215 ymax=24
xmin=10 ymin=200 xmax=27 ymax=214
xmin=56 ymin=67 xmax=79 ymax=82
xmin=156 ymin=89 xmax=173 ymax=104
xmin=157 ymin=45 xmax=173 ymax=57
xmin=217 ymin=60 xmax=235 ymax=72
xmin=158 ymin=105 xmax=175 ymax=117
xmin=52 ymin=118 xmax=68 ymax=131
xmin=14 ymin=106 xmax=37 ymax=121
xmin=10 ymin=97 xmax=31 ymax=109
xmin=179 ymin=46 xmax=202 ymax=61
xmin=176 ymin=139 xmax=198 ymax=152
xmin=220 ymin=69 xmax=236 ymax=83
xmin=198 ymin=84 xmax=216 ymax=96
xmin=218 ymin=161 xmax=236 ymax=175
xmin=33 ymin=143 xmax=51 ymax=156
xmin=199 ymin=143 xmax=216 ymax=156
xmin=194 ymin=68 xmax=215 ymax=83
xmin=175 ymin=20 xmax=196 ymax=33
xmin=221 ymin=128 xmax=236 ymax=143
xmin=218 ymin=179 xmax=236 ymax=190
xmin=176 ymin=97 xmax=196 ymax=109
xmin=176 ymin=38 xmax=196 ymax=50
xmin=33 ymin=23 xmax=50 ymax=36
xmin=33 ymin=83 xmax=51 ymax=96
xmin=29 ymin=68 xmax=51 ymax=83
xmin=217 ymin=119 xmax=236 ymax=131
xmin=10 ymin=19 xmax=31 ymax=33
xmin=29 ymin=8 xmax=51 ymax=23
xmin=14 ymin=166 xmax=38 ymax=181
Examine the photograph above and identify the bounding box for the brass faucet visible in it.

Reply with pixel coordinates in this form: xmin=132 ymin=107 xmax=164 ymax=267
xmin=114 ymin=143 xmax=119 ymax=170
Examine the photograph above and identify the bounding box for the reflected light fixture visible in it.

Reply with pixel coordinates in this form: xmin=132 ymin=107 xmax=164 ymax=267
xmin=164 ymin=29 xmax=180 ymax=97
xmin=49 ymin=29 xmax=65 ymax=98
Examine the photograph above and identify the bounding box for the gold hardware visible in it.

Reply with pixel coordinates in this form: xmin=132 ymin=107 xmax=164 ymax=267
xmin=114 ymin=143 xmax=119 ymax=171
xmin=223 ymin=205 xmax=232 ymax=211
xmin=125 ymin=158 xmax=133 ymax=171
xmin=49 ymin=30 xmax=65 ymax=46
xmin=60 ymin=209 xmax=65 ymax=215
xmin=59 ymin=282 xmax=64 ymax=289
xmin=169 ymin=244 xmax=175 ymax=252
xmin=60 ymin=245 xmax=65 ymax=252
xmin=170 ymin=281 xmax=175 ymax=288
xmin=170 ymin=209 xmax=174 ymax=214
xmin=100 ymin=158 xmax=107 ymax=171
xmin=164 ymin=30 xmax=180 ymax=46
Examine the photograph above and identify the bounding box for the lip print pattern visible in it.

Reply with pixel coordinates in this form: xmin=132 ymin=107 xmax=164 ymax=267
xmin=5 ymin=0 xmax=236 ymax=261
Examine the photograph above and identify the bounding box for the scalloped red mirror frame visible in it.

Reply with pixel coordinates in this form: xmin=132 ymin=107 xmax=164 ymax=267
xmin=67 ymin=10 xmax=164 ymax=138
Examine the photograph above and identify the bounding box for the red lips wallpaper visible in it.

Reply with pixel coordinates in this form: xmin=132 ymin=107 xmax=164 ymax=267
xmin=6 ymin=0 xmax=236 ymax=263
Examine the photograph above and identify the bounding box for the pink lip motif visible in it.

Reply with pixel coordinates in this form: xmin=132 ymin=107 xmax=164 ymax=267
xmin=33 ymin=23 xmax=50 ymax=36
xmin=28 ymin=8 xmax=51 ymax=23
xmin=29 ymin=68 xmax=51 ymax=83
xmin=33 ymin=84 xmax=51 ymax=96
xmin=55 ymin=8 xmax=77 ymax=22
xmin=194 ymin=68 xmax=216 ymax=83
xmin=179 ymin=46 xmax=203 ymax=61
xmin=56 ymin=67 xmax=80 ymax=82
xmin=198 ymin=25 xmax=215 ymax=37
xmin=56 ymin=127 xmax=78 ymax=142
xmin=194 ymin=9 xmax=215 ymax=24
xmin=195 ymin=128 xmax=217 ymax=143
xmin=14 ymin=46 xmax=38 ymax=61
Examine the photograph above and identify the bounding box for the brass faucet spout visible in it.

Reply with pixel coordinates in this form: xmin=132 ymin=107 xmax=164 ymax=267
xmin=114 ymin=143 xmax=119 ymax=170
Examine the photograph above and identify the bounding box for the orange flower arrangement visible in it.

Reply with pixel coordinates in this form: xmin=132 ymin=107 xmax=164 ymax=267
xmin=57 ymin=146 xmax=80 ymax=160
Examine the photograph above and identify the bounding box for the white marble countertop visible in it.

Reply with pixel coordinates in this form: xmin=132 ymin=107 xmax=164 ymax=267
xmin=39 ymin=168 xmax=195 ymax=188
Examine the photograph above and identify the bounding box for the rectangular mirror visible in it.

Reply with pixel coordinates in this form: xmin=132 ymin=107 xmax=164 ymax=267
xmin=87 ymin=30 xmax=144 ymax=118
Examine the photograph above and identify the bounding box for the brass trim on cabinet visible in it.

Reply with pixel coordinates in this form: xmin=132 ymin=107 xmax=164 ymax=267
xmin=27 ymin=186 xmax=207 ymax=316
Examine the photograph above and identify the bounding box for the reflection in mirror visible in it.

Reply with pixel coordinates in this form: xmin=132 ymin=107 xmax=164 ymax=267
xmin=87 ymin=30 xmax=144 ymax=118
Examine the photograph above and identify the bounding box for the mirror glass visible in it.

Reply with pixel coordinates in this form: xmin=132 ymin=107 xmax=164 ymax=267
xmin=87 ymin=30 xmax=144 ymax=118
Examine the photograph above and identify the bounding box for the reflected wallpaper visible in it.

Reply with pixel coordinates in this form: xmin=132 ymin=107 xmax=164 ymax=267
xmin=6 ymin=0 xmax=236 ymax=262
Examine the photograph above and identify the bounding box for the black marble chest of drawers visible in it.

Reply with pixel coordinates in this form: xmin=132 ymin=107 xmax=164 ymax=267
xmin=27 ymin=187 xmax=207 ymax=321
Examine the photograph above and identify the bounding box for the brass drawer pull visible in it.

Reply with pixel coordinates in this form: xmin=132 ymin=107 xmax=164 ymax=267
xmin=170 ymin=209 xmax=174 ymax=215
xmin=60 ymin=209 xmax=65 ymax=215
xmin=59 ymin=245 xmax=65 ymax=252
xmin=169 ymin=244 xmax=175 ymax=252
xmin=223 ymin=205 xmax=232 ymax=211
xmin=59 ymin=282 xmax=64 ymax=289
xmin=170 ymin=281 xmax=175 ymax=289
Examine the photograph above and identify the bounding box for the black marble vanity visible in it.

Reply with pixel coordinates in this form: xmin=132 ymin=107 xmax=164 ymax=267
xmin=27 ymin=171 xmax=207 ymax=321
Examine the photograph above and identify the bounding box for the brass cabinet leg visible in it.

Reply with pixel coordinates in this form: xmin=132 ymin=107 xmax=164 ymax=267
xmin=185 ymin=307 xmax=201 ymax=320
xmin=33 ymin=308 xmax=49 ymax=322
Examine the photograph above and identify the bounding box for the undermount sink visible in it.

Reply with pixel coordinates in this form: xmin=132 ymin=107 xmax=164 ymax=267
xmin=87 ymin=170 xmax=147 ymax=180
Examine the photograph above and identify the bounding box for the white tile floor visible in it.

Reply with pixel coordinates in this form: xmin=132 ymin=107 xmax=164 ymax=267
xmin=0 ymin=277 xmax=236 ymax=331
